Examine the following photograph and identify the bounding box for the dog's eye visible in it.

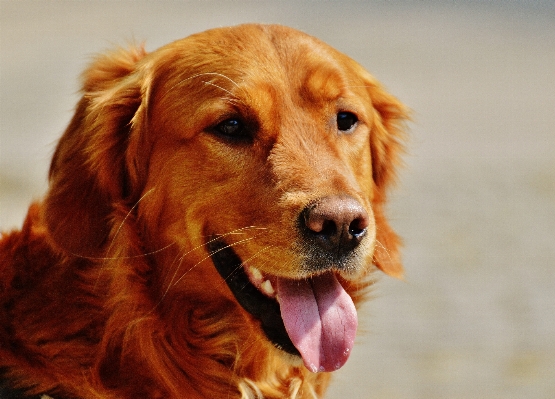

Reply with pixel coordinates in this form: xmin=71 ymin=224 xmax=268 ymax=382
xmin=214 ymin=118 xmax=245 ymax=138
xmin=337 ymin=112 xmax=358 ymax=132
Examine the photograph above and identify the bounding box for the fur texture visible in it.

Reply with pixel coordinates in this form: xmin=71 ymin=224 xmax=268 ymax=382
xmin=0 ymin=24 xmax=407 ymax=398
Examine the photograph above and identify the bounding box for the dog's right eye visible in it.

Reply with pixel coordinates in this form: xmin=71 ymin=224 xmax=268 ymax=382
xmin=214 ymin=118 xmax=245 ymax=138
xmin=336 ymin=112 xmax=358 ymax=132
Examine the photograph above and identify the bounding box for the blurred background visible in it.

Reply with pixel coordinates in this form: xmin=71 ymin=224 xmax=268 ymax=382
xmin=1 ymin=1 xmax=553 ymax=398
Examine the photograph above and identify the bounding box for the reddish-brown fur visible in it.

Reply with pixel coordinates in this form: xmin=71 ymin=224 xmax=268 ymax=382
xmin=0 ymin=24 xmax=407 ymax=398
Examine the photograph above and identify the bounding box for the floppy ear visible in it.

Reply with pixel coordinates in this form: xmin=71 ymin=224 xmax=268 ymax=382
xmin=43 ymin=45 xmax=149 ymax=257
xmin=366 ymin=77 xmax=409 ymax=278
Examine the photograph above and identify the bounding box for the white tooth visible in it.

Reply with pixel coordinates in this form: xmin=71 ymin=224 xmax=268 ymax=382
xmin=260 ymin=280 xmax=275 ymax=296
xmin=249 ymin=267 xmax=263 ymax=283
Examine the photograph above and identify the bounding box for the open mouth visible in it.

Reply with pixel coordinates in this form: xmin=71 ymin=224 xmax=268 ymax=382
xmin=207 ymin=238 xmax=300 ymax=356
xmin=207 ymin=237 xmax=358 ymax=373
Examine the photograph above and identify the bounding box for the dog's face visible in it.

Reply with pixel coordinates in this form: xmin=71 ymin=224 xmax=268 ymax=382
xmin=145 ymin=28 xmax=378 ymax=272
xmin=44 ymin=24 xmax=406 ymax=376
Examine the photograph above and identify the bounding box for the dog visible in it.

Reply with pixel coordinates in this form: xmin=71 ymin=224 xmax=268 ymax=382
xmin=0 ymin=24 xmax=407 ymax=399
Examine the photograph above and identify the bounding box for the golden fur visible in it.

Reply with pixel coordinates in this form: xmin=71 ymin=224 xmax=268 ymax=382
xmin=0 ymin=24 xmax=407 ymax=398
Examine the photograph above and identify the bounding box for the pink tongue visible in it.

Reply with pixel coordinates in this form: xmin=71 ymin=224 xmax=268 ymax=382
xmin=277 ymin=273 xmax=357 ymax=373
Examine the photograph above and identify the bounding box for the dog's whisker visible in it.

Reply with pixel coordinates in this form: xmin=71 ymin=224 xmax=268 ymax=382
xmin=222 ymin=96 xmax=242 ymax=105
xmin=167 ymin=72 xmax=244 ymax=102
xmin=208 ymin=226 xmax=267 ymax=239
xmin=240 ymin=245 xmax=274 ymax=266
xmin=148 ymin=250 xmax=190 ymax=313
xmin=169 ymin=236 xmax=258 ymax=290
xmin=203 ymin=231 xmax=273 ymax=290
xmin=157 ymin=227 xmax=268 ymax=306
xmin=69 ymin=188 xmax=156 ymax=262
xmin=202 ymin=81 xmax=236 ymax=99
xmin=92 ymin=189 xmax=155 ymax=291
xmin=107 ymin=188 xmax=155 ymax=255
xmin=158 ymin=227 xmax=262 ymax=296
xmin=199 ymin=226 xmax=268 ymax=239
xmin=224 ymin=245 xmax=274 ymax=287
xmin=70 ymin=242 xmax=175 ymax=261
xmin=374 ymin=238 xmax=393 ymax=262
xmin=198 ymin=72 xmax=242 ymax=89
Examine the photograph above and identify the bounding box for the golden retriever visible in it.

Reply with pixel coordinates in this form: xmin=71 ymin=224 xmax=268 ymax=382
xmin=0 ymin=24 xmax=407 ymax=399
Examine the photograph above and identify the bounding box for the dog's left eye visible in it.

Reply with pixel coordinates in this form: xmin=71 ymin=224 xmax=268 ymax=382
xmin=214 ymin=118 xmax=246 ymax=138
xmin=337 ymin=112 xmax=358 ymax=132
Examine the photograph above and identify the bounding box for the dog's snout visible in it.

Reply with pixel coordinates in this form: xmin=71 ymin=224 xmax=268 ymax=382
xmin=301 ymin=195 xmax=369 ymax=257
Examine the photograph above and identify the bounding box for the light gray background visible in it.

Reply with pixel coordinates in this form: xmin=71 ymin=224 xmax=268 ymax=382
xmin=1 ymin=1 xmax=554 ymax=398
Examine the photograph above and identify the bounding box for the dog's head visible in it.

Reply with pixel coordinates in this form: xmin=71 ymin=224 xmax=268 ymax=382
xmin=43 ymin=24 xmax=407 ymax=374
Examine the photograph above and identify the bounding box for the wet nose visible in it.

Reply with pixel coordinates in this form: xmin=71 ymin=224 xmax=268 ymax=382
xmin=301 ymin=195 xmax=369 ymax=257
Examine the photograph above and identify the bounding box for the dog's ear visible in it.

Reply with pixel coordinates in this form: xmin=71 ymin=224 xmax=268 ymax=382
xmin=43 ymin=45 xmax=149 ymax=257
xmin=365 ymin=76 xmax=409 ymax=279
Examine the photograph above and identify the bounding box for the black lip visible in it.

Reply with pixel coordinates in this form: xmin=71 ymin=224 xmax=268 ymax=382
xmin=207 ymin=238 xmax=300 ymax=357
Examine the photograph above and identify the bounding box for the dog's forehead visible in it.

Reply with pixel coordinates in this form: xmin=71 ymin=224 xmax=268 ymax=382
xmin=157 ymin=24 xmax=361 ymax=100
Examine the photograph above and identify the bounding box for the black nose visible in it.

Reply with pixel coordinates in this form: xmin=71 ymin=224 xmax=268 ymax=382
xmin=300 ymin=195 xmax=369 ymax=258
